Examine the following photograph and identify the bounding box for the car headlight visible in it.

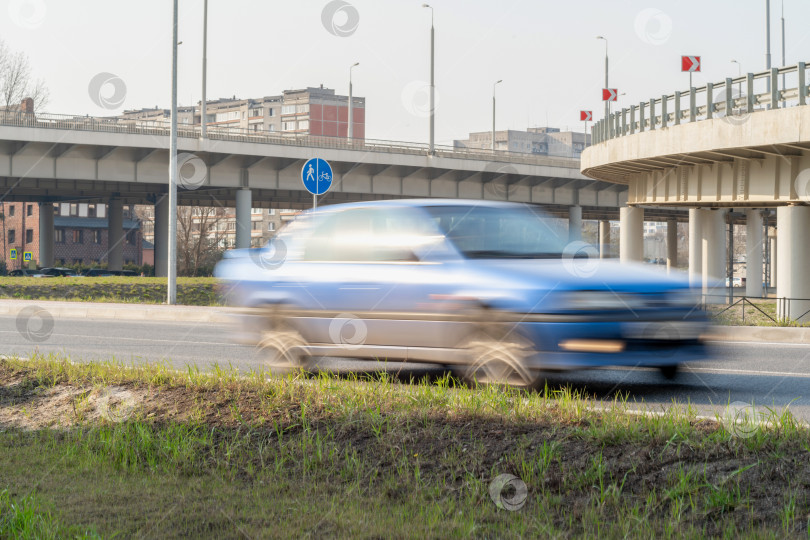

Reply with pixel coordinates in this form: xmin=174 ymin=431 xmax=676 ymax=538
xmin=557 ymin=290 xmax=647 ymax=311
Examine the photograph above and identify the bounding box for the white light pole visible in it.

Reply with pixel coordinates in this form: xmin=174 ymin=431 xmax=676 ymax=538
xmin=766 ymin=0 xmax=772 ymax=92
xmin=348 ymin=62 xmax=359 ymax=140
xmin=781 ymin=0 xmax=786 ymax=100
xmin=201 ymin=0 xmax=208 ymax=139
xmin=731 ymin=59 xmax=742 ymax=99
xmin=492 ymin=79 xmax=502 ymax=152
xmin=168 ymin=0 xmax=178 ymax=304
xmin=422 ymin=3 xmax=434 ymax=154
xmin=596 ymin=36 xmax=609 ymax=120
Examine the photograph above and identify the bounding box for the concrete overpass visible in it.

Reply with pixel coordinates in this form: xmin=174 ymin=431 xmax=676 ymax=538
xmin=0 ymin=110 xmax=691 ymax=274
xmin=582 ymin=62 xmax=810 ymax=320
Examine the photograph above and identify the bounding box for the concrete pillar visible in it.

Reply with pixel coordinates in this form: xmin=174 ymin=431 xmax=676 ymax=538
xmin=769 ymin=232 xmax=777 ymax=289
xmin=776 ymin=206 xmax=810 ymax=321
xmin=598 ymin=220 xmax=610 ymax=258
xmin=745 ymin=209 xmax=763 ymax=297
xmin=154 ymin=194 xmax=168 ymax=277
xmin=619 ymin=206 xmax=643 ymax=262
xmin=235 ymin=188 xmax=252 ymax=249
xmin=702 ymin=209 xmax=727 ymax=301
xmin=108 ymin=198 xmax=123 ymax=271
xmin=568 ymin=205 xmax=582 ymax=242
xmin=666 ymin=218 xmax=677 ymax=272
xmin=688 ymin=209 xmax=702 ymax=287
xmin=38 ymin=202 xmax=54 ymax=267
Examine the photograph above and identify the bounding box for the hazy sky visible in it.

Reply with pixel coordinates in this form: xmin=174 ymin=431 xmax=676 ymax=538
xmin=1 ymin=0 xmax=807 ymax=146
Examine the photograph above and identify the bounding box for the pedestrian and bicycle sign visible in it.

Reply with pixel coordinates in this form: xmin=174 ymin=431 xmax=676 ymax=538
xmin=681 ymin=55 xmax=701 ymax=72
xmin=602 ymin=89 xmax=618 ymax=102
xmin=580 ymin=111 xmax=592 ymax=121
xmin=301 ymin=158 xmax=333 ymax=196
xmin=9 ymin=248 xmax=17 ymax=260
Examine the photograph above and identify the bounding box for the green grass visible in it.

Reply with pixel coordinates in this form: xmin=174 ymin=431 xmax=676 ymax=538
xmin=0 ymin=354 xmax=809 ymax=537
xmin=0 ymin=276 xmax=221 ymax=306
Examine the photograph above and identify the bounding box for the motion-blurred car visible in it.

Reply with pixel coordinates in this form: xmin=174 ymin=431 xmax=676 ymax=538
xmin=8 ymin=269 xmax=48 ymax=277
xmin=82 ymin=269 xmax=114 ymax=277
xmin=215 ymin=200 xmax=708 ymax=387
xmin=41 ymin=267 xmax=81 ymax=277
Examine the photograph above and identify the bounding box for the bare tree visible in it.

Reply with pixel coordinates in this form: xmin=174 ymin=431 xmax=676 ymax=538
xmin=0 ymin=40 xmax=49 ymax=111
xmin=176 ymin=206 xmax=229 ymax=276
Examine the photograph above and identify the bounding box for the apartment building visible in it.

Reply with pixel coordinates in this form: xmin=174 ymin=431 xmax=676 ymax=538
xmin=454 ymin=127 xmax=590 ymax=158
xmin=118 ymin=85 xmax=365 ymax=138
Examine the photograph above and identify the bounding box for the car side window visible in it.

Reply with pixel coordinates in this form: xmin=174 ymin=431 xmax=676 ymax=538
xmin=302 ymin=208 xmax=434 ymax=263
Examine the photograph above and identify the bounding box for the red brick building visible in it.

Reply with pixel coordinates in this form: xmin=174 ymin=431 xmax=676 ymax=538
xmin=1 ymin=202 xmax=143 ymax=271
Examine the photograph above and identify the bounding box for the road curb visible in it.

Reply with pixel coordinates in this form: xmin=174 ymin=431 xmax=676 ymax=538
xmin=702 ymin=325 xmax=810 ymax=344
xmin=0 ymin=299 xmax=235 ymax=324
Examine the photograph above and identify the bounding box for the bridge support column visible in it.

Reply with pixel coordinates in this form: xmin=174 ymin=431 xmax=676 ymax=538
xmin=568 ymin=205 xmax=582 ymax=242
xmin=769 ymin=231 xmax=777 ymax=289
xmin=599 ymin=220 xmax=610 ymax=258
xmin=619 ymin=206 xmax=643 ymax=262
xmin=745 ymin=209 xmax=763 ymax=297
xmin=235 ymin=188 xmax=252 ymax=249
xmin=776 ymin=205 xmax=810 ymax=322
xmin=38 ymin=203 xmax=54 ymax=267
xmin=154 ymin=194 xmax=168 ymax=277
xmin=108 ymin=198 xmax=123 ymax=271
xmin=688 ymin=209 xmax=702 ymax=287
xmin=701 ymin=209 xmax=727 ymax=302
xmin=666 ymin=218 xmax=677 ymax=272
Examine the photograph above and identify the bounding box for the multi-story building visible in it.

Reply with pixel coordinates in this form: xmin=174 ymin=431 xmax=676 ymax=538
xmin=118 ymin=85 xmax=365 ymax=139
xmin=0 ymin=202 xmax=142 ymax=270
xmin=454 ymin=127 xmax=590 ymax=158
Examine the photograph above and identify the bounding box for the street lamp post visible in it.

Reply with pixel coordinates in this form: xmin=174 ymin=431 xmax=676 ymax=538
xmin=422 ymin=4 xmax=434 ymax=154
xmin=348 ymin=62 xmax=359 ymax=140
xmin=766 ymin=0 xmax=772 ymax=92
xmin=201 ymin=0 xmax=207 ymax=139
xmin=492 ymin=79 xmax=502 ymax=152
xmin=168 ymin=0 xmax=178 ymax=304
xmin=731 ymin=59 xmax=742 ymax=107
xmin=596 ymin=36 xmax=609 ymax=121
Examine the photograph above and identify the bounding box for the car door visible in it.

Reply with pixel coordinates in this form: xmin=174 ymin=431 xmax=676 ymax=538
xmin=295 ymin=206 xmax=456 ymax=356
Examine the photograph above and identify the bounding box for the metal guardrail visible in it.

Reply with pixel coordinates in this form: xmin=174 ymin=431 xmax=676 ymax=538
xmin=592 ymin=62 xmax=810 ymax=144
xmin=0 ymin=111 xmax=581 ymax=169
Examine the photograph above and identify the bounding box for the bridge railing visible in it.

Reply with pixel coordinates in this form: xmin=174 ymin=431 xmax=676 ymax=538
xmin=592 ymin=62 xmax=809 ymax=144
xmin=0 ymin=110 xmax=580 ymax=170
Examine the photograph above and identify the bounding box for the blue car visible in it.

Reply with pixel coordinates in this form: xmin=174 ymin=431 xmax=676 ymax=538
xmin=214 ymin=199 xmax=707 ymax=387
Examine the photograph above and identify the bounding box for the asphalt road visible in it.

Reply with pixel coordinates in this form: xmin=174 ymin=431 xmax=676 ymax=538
xmin=2 ymin=314 xmax=809 ymax=422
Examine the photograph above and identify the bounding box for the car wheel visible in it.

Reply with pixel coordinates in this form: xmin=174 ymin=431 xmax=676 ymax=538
xmin=658 ymin=364 xmax=679 ymax=380
xmin=256 ymin=304 xmax=316 ymax=376
xmin=455 ymin=321 xmax=542 ymax=390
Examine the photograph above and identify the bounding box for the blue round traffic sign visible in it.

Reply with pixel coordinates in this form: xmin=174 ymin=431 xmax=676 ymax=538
xmin=301 ymin=158 xmax=333 ymax=196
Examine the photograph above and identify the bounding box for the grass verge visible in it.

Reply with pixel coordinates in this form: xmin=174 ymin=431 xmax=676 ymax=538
xmin=0 ymin=354 xmax=809 ymax=538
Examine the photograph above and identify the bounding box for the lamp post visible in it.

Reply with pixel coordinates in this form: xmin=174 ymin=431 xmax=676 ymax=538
xmin=348 ymin=62 xmax=359 ymax=140
xmin=596 ymin=36 xmax=609 ymax=120
xmin=168 ymin=0 xmax=178 ymax=304
xmin=492 ymin=80 xmax=502 ymax=152
xmin=766 ymin=0 xmax=772 ymax=93
xmin=422 ymin=3 xmax=434 ymax=154
xmin=731 ymin=60 xmax=742 ymax=105
xmin=201 ymin=0 xmax=207 ymax=139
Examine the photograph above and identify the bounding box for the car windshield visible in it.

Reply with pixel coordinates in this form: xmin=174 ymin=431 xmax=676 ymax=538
xmin=424 ymin=205 xmax=567 ymax=259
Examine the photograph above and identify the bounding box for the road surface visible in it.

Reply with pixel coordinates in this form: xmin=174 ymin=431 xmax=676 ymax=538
xmin=1 ymin=314 xmax=808 ymax=421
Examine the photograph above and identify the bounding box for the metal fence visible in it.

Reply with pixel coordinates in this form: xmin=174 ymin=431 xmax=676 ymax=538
xmin=0 ymin=110 xmax=581 ymax=169
xmin=703 ymin=294 xmax=810 ymax=324
xmin=592 ymin=62 xmax=809 ymax=144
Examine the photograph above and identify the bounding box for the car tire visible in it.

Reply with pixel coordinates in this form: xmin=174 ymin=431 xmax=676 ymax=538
xmin=454 ymin=318 xmax=543 ymax=390
xmin=256 ymin=304 xmax=317 ymax=376
xmin=658 ymin=364 xmax=679 ymax=380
